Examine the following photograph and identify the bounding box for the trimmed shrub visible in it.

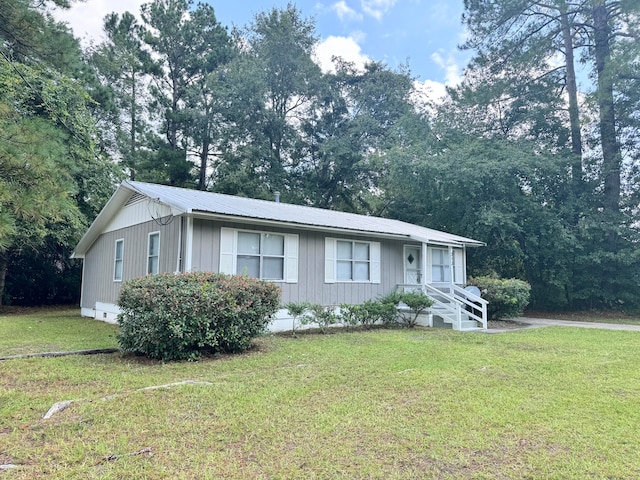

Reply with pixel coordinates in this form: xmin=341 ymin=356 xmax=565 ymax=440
xmin=467 ymin=276 xmax=530 ymax=320
xmin=376 ymin=291 xmax=434 ymax=328
xmin=363 ymin=296 xmax=398 ymax=326
xmin=284 ymin=301 xmax=311 ymax=334
xmin=396 ymin=291 xmax=434 ymax=328
xmin=299 ymin=304 xmax=339 ymax=333
xmin=339 ymin=303 xmax=366 ymax=327
xmin=117 ymin=273 xmax=280 ymax=361
xmin=340 ymin=297 xmax=398 ymax=328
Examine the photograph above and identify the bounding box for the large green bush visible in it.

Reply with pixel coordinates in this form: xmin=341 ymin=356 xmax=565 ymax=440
xmin=117 ymin=273 xmax=280 ymax=361
xmin=467 ymin=276 xmax=531 ymax=320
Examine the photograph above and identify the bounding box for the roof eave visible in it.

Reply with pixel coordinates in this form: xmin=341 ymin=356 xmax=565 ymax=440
xmin=189 ymin=210 xmax=413 ymax=241
xmin=190 ymin=210 xmax=483 ymax=246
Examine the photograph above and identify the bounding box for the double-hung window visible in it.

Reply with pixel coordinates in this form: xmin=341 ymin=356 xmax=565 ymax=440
xmin=236 ymin=231 xmax=285 ymax=280
xmin=336 ymin=240 xmax=370 ymax=281
xmin=431 ymin=247 xmax=451 ymax=282
xmin=114 ymin=239 xmax=124 ymax=282
xmin=219 ymin=228 xmax=298 ymax=283
xmin=147 ymin=232 xmax=160 ymax=275
xmin=325 ymin=238 xmax=380 ymax=284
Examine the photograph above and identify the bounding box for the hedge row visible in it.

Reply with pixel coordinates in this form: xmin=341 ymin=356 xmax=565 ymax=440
xmin=285 ymin=291 xmax=434 ymax=332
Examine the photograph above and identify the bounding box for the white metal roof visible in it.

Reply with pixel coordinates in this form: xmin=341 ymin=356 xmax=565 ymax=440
xmin=72 ymin=180 xmax=484 ymax=257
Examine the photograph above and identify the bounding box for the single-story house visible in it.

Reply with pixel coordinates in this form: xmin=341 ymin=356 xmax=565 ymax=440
xmin=72 ymin=181 xmax=488 ymax=331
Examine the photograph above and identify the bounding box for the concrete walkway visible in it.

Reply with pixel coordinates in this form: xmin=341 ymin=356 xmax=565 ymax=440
xmin=487 ymin=317 xmax=640 ymax=333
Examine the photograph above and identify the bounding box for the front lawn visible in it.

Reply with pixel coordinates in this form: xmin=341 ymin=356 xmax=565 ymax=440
xmin=1 ymin=311 xmax=640 ymax=478
xmin=0 ymin=308 xmax=118 ymax=356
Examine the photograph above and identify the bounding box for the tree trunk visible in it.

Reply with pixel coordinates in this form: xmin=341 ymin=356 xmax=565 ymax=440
xmin=199 ymin=127 xmax=210 ymax=190
xmin=130 ymin=66 xmax=137 ymax=181
xmin=592 ymin=2 xmax=622 ymax=220
xmin=559 ymin=2 xmax=583 ymax=196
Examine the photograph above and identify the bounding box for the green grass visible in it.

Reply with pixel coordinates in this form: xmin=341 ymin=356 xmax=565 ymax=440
xmin=0 ymin=309 xmax=118 ymax=356
xmin=2 ymin=311 xmax=640 ymax=478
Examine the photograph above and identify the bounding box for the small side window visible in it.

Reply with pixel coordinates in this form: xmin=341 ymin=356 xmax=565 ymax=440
xmin=114 ymin=239 xmax=124 ymax=282
xmin=147 ymin=232 xmax=160 ymax=275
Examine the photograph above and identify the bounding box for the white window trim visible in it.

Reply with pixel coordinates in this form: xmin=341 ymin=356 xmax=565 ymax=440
xmin=325 ymin=237 xmax=381 ymax=284
xmin=430 ymin=246 xmax=465 ymax=284
xmin=431 ymin=246 xmax=450 ymax=283
xmin=219 ymin=227 xmax=298 ymax=283
xmin=237 ymin=231 xmax=285 ymax=280
xmin=113 ymin=238 xmax=124 ymax=282
xmin=147 ymin=231 xmax=160 ymax=275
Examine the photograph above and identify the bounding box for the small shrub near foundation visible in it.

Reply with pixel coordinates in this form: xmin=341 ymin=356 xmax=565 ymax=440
xmin=117 ymin=273 xmax=280 ymax=361
xmin=299 ymin=304 xmax=339 ymax=333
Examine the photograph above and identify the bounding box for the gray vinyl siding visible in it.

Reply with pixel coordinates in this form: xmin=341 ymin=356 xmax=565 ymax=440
xmin=191 ymin=218 xmax=403 ymax=306
xmin=81 ymin=217 xmax=180 ymax=310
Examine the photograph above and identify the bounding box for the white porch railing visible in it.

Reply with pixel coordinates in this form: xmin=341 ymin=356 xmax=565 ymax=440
xmin=398 ymin=283 xmax=488 ymax=331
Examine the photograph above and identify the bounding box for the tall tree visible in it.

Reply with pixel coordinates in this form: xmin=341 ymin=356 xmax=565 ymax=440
xmin=461 ymin=0 xmax=587 ymax=193
xmin=0 ymin=0 xmax=82 ymax=72
xmin=296 ymin=59 xmax=417 ymax=212
xmin=181 ymin=4 xmax=233 ymax=190
xmin=214 ymin=5 xmax=323 ymax=199
xmin=139 ymin=0 xmax=231 ymax=187
xmin=0 ymin=0 xmax=121 ymax=305
xmin=91 ymin=11 xmax=154 ymax=181
xmin=461 ymin=0 xmax=640 ymax=224
xmin=394 ymin=0 xmax=640 ymax=309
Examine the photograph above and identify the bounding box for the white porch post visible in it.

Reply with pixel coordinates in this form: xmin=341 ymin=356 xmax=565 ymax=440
xmin=462 ymin=245 xmax=467 ymax=284
xmin=184 ymin=216 xmax=194 ymax=272
xmin=421 ymin=242 xmax=432 ymax=327
xmin=448 ymin=246 xmax=454 ymax=286
xmin=421 ymin=243 xmax=428 ymax=291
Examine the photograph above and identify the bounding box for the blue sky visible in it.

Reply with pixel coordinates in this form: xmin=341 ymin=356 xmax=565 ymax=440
xmin=54 ymin=0 xmax=471 ymax=98
xmin=212 ymin=1 xmax=470 ymax=83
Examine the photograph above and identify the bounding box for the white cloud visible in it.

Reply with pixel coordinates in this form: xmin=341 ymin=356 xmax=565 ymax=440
xmin=314 ymin=35 xmax=370 ymax=73
xmin=431 ymin=52 xmax=462 ymax=86
xmin=361 ymin=0 xmax=397 ymax=20
xmin=411 ymin=79 xmax=448 ymax=113
xmin=410 ymin=51 xmax=465 ymax=111
xmin=50 ymin=0 xmax=146 ymax=46
xmin=331 ymin=1 xmax=363 ymax=22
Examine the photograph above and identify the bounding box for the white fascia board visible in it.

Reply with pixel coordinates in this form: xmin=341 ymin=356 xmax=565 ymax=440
xmin=408 ymin=234 xmax=485 ymax=248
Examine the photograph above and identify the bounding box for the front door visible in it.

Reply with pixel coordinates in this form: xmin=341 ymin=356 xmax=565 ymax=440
xmin=404 ymin=246 xmax=421 ymax=285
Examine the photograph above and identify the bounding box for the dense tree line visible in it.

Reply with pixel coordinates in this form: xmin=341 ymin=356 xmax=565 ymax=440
xmin=0 ymin=0 xmax=638 ymax=310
